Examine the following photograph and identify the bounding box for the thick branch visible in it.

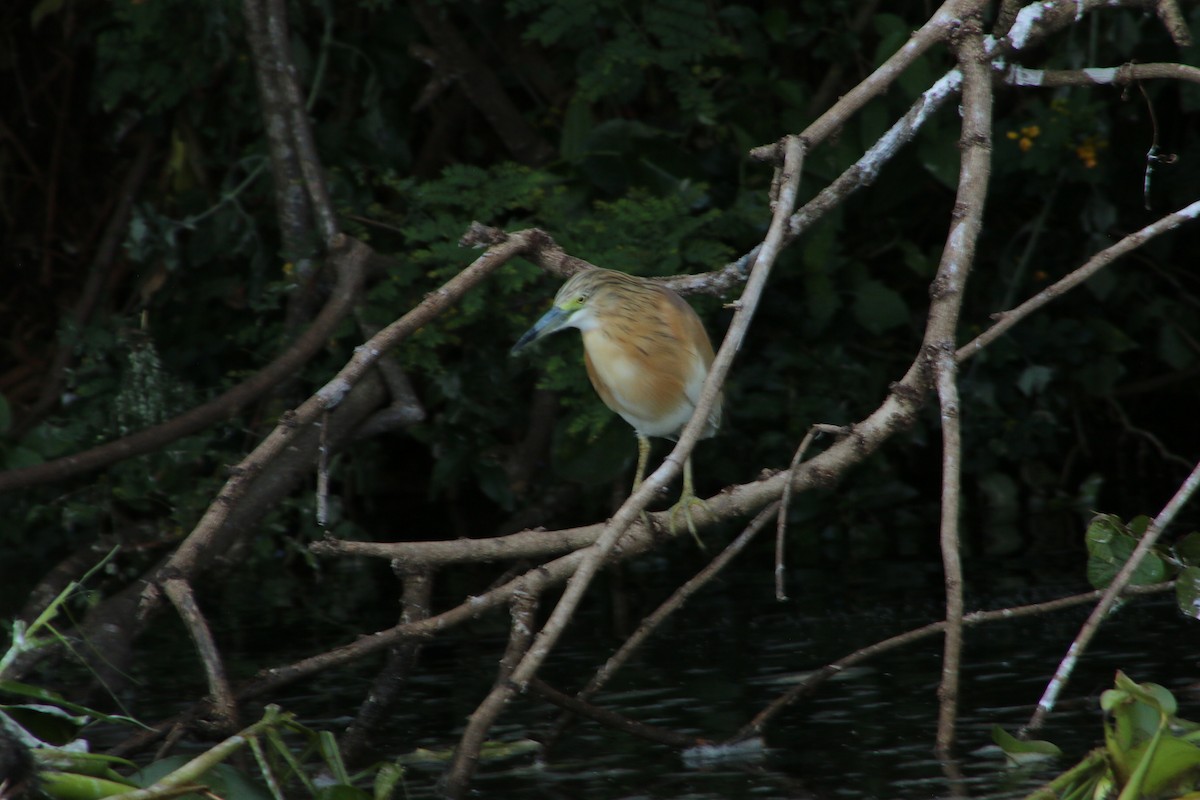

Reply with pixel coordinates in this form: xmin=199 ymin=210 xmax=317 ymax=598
xmin=241 ymin=0 xmax=315 ymax=259
xmin=929 ymin=10 xmax=993 ymax=755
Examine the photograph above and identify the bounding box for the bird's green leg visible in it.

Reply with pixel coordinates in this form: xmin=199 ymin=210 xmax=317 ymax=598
xmin=632 ymin=434 xmax=650 ymax=492
xmin=631 ymin=434 xmax=652 ymax=530
xmin=668 ymin=455 xmax=708 ymax=549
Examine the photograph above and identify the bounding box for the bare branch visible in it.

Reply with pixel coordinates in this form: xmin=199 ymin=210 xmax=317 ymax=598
xmin=133 ymin=232 xmax=538 ymax=628
xmin=958 ymin=198 xmax=1200 ymax=364
xmin=1025 ymin=460 xmax=1200 ymax=734
xmin=928 ymin=8 xmax=993 ymax=755
xmin=750 ymin=0 xmax=972 ymax=162
xmin=1004 ymin=61 xmax=1200 ymax=88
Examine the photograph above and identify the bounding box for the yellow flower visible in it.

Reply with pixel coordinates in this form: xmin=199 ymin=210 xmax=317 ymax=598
xmin=1074 ymin=135 xmax=1106 ymax=169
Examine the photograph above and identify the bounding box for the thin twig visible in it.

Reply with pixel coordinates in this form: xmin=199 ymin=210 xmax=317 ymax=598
xmin=958 ymin=198 xmax=1200 ymax=364
xmin=775 ymin=425 xmax=846 ymax=601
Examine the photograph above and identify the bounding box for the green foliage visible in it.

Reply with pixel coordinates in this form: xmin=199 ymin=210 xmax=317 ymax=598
xmin=2 ymin=590 xmax=406 ymax=800
xmin=1085 ymin=513 xmax=1169 ymax=589
xmin=1018 ymin=672 xmax=1200 ymax=800
xmin=92 ymin=0 xmax=243 ymax=114
xmin=1083 ymin=513 xmax=1200 ymax=621
xmin=0 ymin=694 xmax=406 ymax=800
xmin=992 ymin=725 xmax=1062 ymax=764
xmin=3 ymin=0 xmax=1199 ymax=604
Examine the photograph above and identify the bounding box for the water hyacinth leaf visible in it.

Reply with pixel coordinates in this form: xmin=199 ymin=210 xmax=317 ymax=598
xmin=1127 ymin=515 xmax=1152 ymax=537
xmin=1085 ymin=515 xmax=1168 ymax=589
xmin=1086 ymin=513 xmax=1124 ymax=553
xmin=1177 ymin=567 xmax=1200 ymax=620
xmin=1137 ymin=682 xmax=1177 ymax=719
xmin=1119 ymin=720 xmax=1166 ymax=800
xmin=1127 ymin=735 xmax=1200 ymax=798
xmin=992 ymin=725 xmax=1062 ymax=763
xmin=1100 ymin=687 xmax=1131 ymax=714
xmin=1175 ymin=533 xmax=1200 ymax=567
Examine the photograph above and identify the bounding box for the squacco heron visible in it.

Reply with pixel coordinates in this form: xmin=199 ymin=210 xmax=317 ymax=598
xmin=512 ymin=268 xmax=722 ymax=542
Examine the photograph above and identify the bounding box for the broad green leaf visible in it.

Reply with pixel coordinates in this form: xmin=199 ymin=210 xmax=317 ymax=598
xmin=1177 ymin=566 xmax=1200 ymax=620
xmin=1085 ymin=516 xmax=1168 ymax=589
xmin=1130 ymin=735 xmax=1200 ymax=798
xmin=1176 ymin=534 xmax=1200 ymax=567
xmin=992 ymin=725 xmax=1062 ymax=763
xmin=852 ymin=279 xmax=909 ymax=335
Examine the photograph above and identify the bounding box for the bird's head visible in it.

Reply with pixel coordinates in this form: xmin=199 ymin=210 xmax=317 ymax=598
xmin=511 ymin=268 xmax=615 ymax=354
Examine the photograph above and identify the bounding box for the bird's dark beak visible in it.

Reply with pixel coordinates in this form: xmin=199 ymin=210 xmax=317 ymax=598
xmin=511 ymin=306 xmax=568 ymax=354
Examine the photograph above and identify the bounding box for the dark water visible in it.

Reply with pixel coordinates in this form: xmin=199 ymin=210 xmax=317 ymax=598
xmin=190 ymin=550 xmax=1200 ymax=800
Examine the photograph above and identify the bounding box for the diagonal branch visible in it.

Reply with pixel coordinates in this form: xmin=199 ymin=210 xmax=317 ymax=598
xmin=958 ymin=198 xmax=1200 ymax=364
xmin=1025 ymin=459 xmax=1200 ymax=734
xmin=440 ymin=136 xmax=810 ymax=798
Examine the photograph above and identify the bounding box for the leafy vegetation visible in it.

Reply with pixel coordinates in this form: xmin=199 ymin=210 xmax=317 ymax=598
xmin=4 ymin=1 xmax=1198 ymax=574
xmin=1000 ymin=672 xmax=1200 ymax=800
xmin=1 ymin=1 xmax=1199 ymax=793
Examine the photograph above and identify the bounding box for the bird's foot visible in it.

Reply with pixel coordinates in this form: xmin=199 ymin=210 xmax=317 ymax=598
xmin=668 ymin=493 xmax=709 ymax=550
